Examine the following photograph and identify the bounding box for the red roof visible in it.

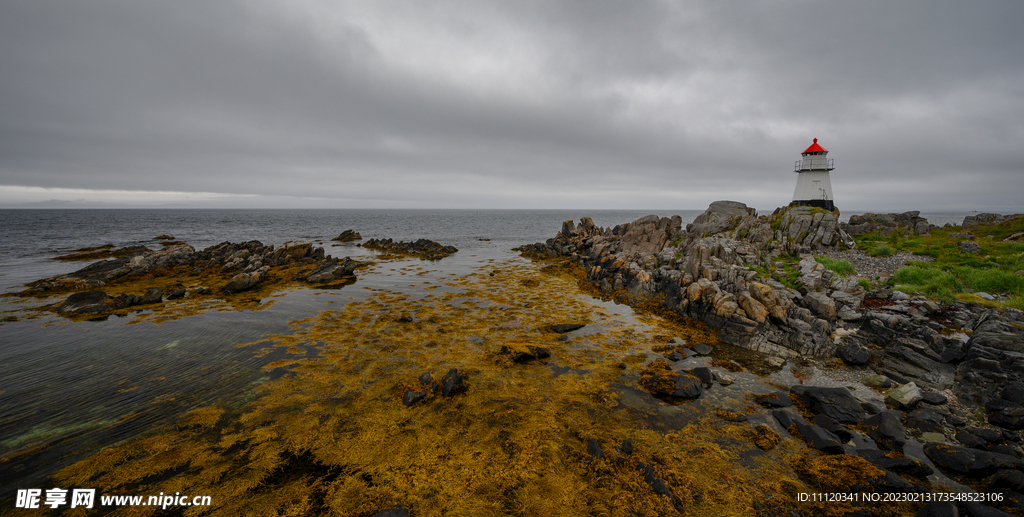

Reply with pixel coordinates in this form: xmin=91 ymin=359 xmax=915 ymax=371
xmin=802 ymin=138 xmax=827 ymax=154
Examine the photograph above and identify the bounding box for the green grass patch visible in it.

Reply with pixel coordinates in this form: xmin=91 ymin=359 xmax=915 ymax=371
xmin=869 ymin=244 xmax=893 ymax=257
xmin=857 ymin=278 xmax=872 ymax=291
xmin=813 ymin=255 xmax=855 ymax=276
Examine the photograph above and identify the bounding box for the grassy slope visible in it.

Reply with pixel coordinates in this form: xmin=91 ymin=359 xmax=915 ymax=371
xmin=853 ymin=218 xmax=1024 ymax=309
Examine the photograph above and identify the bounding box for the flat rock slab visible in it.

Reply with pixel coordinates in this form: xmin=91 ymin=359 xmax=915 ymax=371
xmin=923 ymin=443 xmax=1024 ymax=476
xmin=791 ymin=385 xmax=865 ymax=424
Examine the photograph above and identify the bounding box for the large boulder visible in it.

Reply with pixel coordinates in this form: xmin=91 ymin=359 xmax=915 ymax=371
xmin=221 ymin=266 xmax=270 ymax=293
xmin=791 ymin=385 xmax=865 ymax=424
xmin=923 ymin=444 xmax=1024 ymax=476
xmin=844 ymin=211 xmax=931 ymax=236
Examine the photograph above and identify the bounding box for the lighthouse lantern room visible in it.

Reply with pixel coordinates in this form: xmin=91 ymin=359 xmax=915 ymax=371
xmin=791 ymin=138 xmax=835 ymax=211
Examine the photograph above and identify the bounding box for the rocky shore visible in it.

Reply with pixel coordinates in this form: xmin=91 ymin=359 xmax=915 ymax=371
xmin=22 ymin=239 xmax=358 ymax=317
xmin=519 ymin=201 xmax=1024 ymax=515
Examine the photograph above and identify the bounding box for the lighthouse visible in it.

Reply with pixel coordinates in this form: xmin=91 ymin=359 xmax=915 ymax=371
xmin=791 ymin=138 xmax=835 ymax=211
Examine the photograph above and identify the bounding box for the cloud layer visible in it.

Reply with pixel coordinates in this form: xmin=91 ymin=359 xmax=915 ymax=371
xmin=2 ymin=0 xmax=1022 ymax=210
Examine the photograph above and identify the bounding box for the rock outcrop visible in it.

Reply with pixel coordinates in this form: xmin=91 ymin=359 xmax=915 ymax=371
xmin=362 ymin=238 xmax=458 ymax=260
xmin=842 ymin=211 xmax=932 ymax=236
xmin=519 ymin=201 xmax=860 ymax=357
xmin=30 ymin=238 xmax=360 ymax=315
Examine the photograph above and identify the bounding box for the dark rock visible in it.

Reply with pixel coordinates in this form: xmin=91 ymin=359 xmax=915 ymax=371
xmin=988 ymin=469 xmax=1024 ymax=492
xmin=691 ymin=366 xmax=713 ymax=387
xmin=921 ymin=391 xmax=949 ymax=405
xmin=856 ymin=449 xmax=935 ymax=478
xmin=499 ymin=343 xmax=550 ymax=363
xmin=671 ymin=373 xmax=704 ymax=399
xmin=301 ymin=258 xmax=356 ymax=283
xmin=56 ymin=290 xmax=114 ymax=315
xmin=958 ymin=431 xmax=990 ymax=450
xmin=916 ymin=502 xmax=959 ymax=517
xmin=1003 ymin=383 xmax=1024 ymax=402
xmin=140 ymin=287 xmax=164 ymax=304
xmin=864 ymin=411 xmax=906 ymax=452
xmin=331 ymin=230 xmax=362 ymax=242
xmin=907 ymin=408 xmax=947 ymax=434
xmin=836 ymin=343 xmax=872 ymax=365
xmin=650 ymin=478 xmax=674 ymax=502
xmin=794 ymin=421 xmax=845 ymax=454
xmin=970 ymin=428 xmax=1006 ymax=444
xmin=754 ymin=391 xmax=793 ymax=408
xmin=990 ymin=405 xmax=1024 ymax=430
xmin=958 ymin=501 xmax=1016 ymax=517
xmin=402 ymin=390 xmax=426 ymax=407
xmin=398 ymin=316 xmax=414 ymax=323
xmin=692 ymin=343 xmax=713 ymax=355
xmin=959 ymin=241 xmax=982 ymax=254
xmin=665 ymin=351 xmax=685 ymax=362
xmin=441 ymin=369 xmax=467 ymax=397
xmin=616 ymin=439 xmax=634 ymax=456
xmin=988 ymin=444 xmax=1020 ymax=458
xmin=587 ymin=438 xmax=605 ymax=460
xmin=112 ymin=293 xmax=142 ymax=308
xmin=549 ymin=323 xmax=585 ymax=333
xmin=812 ymin=414 xmax=854 ymax=442
xmin=636 ymin=462 xmax=656 ymax=484
xmin=419 ymin=372 xmax=433 ymax=386
xmin=362 ymin=238 xmax=458 ymax=260
xmin=165 ymin=288 xmax=186 ymax=300
xmin=772 ymin=409 xmax=803 ymax=430
xmin=923 ymin=443 xmax=1024 ymax=475
xmin=791 ymin=385 xmax=865 ymax=424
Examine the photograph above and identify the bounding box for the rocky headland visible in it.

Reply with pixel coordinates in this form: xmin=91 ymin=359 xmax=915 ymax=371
xmin=519 ymin=201 xmax=1024 ymax=515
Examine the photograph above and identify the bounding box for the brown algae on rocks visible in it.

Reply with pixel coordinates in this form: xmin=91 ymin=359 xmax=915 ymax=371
xmin=53 ymin=259 xmax=831 ymax=516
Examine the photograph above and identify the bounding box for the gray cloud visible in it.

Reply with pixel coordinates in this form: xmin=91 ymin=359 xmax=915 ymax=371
xmin=1 ymin=0 xmax=1022 ymax=210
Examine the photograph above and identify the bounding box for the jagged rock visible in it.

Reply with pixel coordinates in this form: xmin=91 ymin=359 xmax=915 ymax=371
xmin=441 ymin=369 xmax=467 ymax=397
xmin=843 ymin=211 xmax=931 ymax=237
xmin=363 ymin=238 xmax=458 ymax=260
xmin=371 ymin=507 xmax=409 ymax=517
xmin=56 ymin=290 xmax=114 ymax=315
xmin=332 ymin=230 xmax=362 ymax=242
xmin=837 ymin=343 xmax=872 ymax=365
xmin=886 ymin=382 xmax=924 ymax=410
xmin=221 ymin=266 xmax=269 ymax=294
xmin=963 ymin=213 xmax=1024 ymax=228
xmin=300 ymin=258 xmax=356 ymax=283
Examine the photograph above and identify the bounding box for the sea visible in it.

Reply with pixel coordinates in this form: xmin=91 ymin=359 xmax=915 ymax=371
xmin=0 ymin=208 xmax=998 ymax=504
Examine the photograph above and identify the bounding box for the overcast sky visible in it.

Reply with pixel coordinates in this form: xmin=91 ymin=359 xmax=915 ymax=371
xmin=1 ymin=1 xmax=1022 ymax=211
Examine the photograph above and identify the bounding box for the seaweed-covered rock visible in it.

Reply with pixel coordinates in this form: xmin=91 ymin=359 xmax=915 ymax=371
xmin=56 ymin=290 xmax=114 ymax=315
xmin=864 ymin=411 xmax=906 ymax=452
xmin=332 ymin=230 xmax=362 ymax=242
xmin=499 ymin=342 xmax=550 ymax=363
xmin=362 ymin=238 xmax=458 ymax=260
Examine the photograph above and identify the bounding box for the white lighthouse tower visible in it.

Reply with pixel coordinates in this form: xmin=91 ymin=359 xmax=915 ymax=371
xmin=791 ymin=138 xmax=835 ymax=211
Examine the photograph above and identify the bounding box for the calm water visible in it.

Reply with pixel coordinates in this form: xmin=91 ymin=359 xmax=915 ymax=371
xmin=0 ymin=208 xmax=1001 ymax=496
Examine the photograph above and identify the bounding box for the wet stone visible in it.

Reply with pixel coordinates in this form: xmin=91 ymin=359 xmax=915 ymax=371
xmin=754 ymin=391 xmax=793 ymax=408
xmin=958 ymin=430 xmax=989 ymax=450
xmin=587 ymin=438 xmax=605 ymax=461
xmin=665 ymin=351 xmax=685 ymax=362
xmin=921 ymin=391 xmax=949 ymax=405
xmin=549 ymin=323 xmax=584 ymax=333
xmin=402 ymin=390 xmax=427 ymax=407
xmin=692 ymin=343 xmax=713 ymax=355
xmin=616 ymin=439 xmax=634 ymax=456
xmin=691 ymin=367 xmax=713 ymax=387
xmin=441 ymin=369 xmax=467 ymax=397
